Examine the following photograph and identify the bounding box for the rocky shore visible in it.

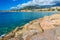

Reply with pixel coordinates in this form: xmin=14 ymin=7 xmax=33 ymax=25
xmin=0 ymin=13 xmax=60 ymax=40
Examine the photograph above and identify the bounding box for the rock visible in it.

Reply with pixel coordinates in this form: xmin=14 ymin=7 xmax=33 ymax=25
xmin=1 ymin=14 xmax=60 ymax=40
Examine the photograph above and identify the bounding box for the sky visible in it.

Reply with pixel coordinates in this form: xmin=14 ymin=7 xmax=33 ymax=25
xmin=0 ymin=0 xmax=60 ymax=10
xmin=0 ymin=0 xmax=31 ymax=10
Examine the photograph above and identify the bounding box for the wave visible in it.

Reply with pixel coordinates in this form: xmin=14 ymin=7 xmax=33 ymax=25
xmin=0 ymin=34 xmax=5 ymax=38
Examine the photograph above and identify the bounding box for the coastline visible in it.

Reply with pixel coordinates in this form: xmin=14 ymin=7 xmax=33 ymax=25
xmin=0 ymin=12 xmax=57 ymax=37
xmin=1 ymin=13 xmax=60 ymax=40
xmin=0 ymin=34 xmax=5 ymax=38
xmin=0 ymin=11 xmax=60 ymax=12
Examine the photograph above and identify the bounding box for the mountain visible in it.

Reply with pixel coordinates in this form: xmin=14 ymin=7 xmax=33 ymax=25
xmin=20 ymin=5 xmax=53 ymax=10
xmin=10 ymin=5 xmax=54 ymax=10
xmin=19 ymin=6 xmax=41 ymax=10
xmin=10 ymin=5 xmax=60 ymax=12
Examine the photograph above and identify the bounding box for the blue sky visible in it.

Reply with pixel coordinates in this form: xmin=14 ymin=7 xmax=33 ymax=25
xmin=0 ymin=0 xmax=60 ymax=10
xmin=0 ymin=0 xmax=31 ymax=10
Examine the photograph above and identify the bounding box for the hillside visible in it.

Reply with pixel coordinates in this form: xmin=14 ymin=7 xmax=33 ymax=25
xmin=10 ymin=6 xmax=52 ymax=11
xmin=20 ymin=6 xmax=42 ymax=10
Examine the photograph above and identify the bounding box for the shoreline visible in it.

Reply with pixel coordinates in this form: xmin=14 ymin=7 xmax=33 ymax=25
xmin=0 ymin=34 xmax=5 ymax=38
xmin=1 ymin=13 xmax=60 ymax=40
xmin=0 ymin=11 xmax=60 ymax=12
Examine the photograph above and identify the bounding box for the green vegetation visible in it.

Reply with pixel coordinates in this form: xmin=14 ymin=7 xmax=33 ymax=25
xmin=20 ymin=6 xmax=41 ymax=10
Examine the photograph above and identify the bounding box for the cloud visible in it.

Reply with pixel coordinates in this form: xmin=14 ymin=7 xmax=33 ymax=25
xmin=10 ymin=7 xmax=17 ymax=9
xmin=10 ymin=0 xmax=60 ymax=9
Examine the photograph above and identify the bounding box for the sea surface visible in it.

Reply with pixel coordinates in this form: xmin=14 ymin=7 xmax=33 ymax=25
xmin=0 ymin=12 xmax=57 ymax=36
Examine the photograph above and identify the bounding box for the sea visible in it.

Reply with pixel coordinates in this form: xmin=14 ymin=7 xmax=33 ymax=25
xmin=0 ymin=12 xmax=58 ymax=36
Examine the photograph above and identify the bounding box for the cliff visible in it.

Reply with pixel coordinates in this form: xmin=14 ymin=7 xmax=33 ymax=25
xmin=0 ymin=13 xmax=60 ymax=40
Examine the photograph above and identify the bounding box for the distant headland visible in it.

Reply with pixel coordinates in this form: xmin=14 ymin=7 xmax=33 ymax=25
xmin=0 ymin=6 xmax=60 ymax=12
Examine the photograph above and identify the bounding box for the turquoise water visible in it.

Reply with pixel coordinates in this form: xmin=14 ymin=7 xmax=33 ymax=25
xmin=0 ymin=12 xmax=57 ymax=36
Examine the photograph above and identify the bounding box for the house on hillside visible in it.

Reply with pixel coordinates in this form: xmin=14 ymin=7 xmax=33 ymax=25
xmin=50 ymin=6 xmax=60 ymax=11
